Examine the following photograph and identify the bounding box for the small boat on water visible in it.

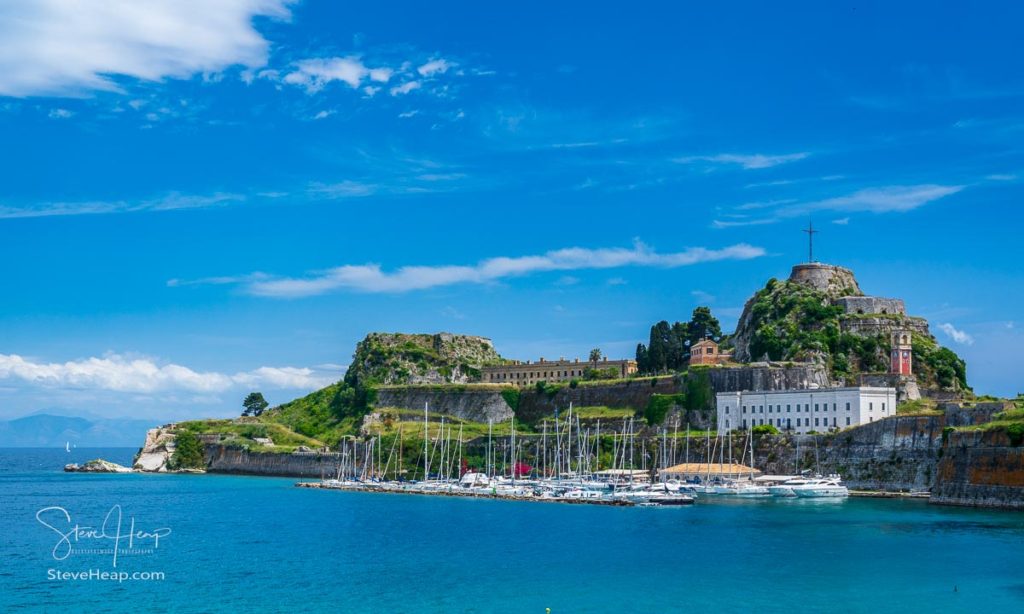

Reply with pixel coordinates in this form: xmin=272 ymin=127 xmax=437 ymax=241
xmin=791 ymin=477 xmax=849 ymax=498
xmin=769 ymin=477 xmax=813 ymax=497
xmin=645 ymin=493 xmax=695 ymax=506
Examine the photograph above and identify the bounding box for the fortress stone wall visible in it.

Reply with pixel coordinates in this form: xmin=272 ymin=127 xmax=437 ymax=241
xmin=835 ymin=296 xmax=906 ymax=315
xmin=789 ymin=263 xmax=862 ymax=297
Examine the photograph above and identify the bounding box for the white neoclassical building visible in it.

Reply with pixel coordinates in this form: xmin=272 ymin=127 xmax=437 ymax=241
xmin=716 ymin=387 xmax=898 ymax=434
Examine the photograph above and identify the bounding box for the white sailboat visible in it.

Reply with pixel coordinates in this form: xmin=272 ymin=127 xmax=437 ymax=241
xmin=65 ymin=441 xmax=71 ymax=453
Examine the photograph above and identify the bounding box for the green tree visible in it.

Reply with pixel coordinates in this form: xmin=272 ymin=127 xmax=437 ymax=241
xmin=588 ymin=348 xmax=603 ymax=363
xmin=170 ymin=430 xmax=205 ymax=469
xmin=635 ymin=343 xmax=649 ymax=374
xmin=668 ymin=321 xmax=689 ymax=370
xmin=242 ymin=392 xmax=269 ymax=417
xmin=646 ymin=321 xmax=672 ymax=374
xmin=687 ymin=306 xmax=722 ymax=346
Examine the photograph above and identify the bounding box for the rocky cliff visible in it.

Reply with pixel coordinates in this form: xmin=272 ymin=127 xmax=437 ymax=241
xmin=344 ymin=332 xmax=505 ymax=386
xmin=810 ymin=415 xmax=945 ymax=490
xmin=932 ymin=429 xmax=1024 ymax=509
xmin=375 ymin=386 xmax=514 ymax=423
xmin=133 ymin=427 xmax=176 ymax=472
xmin=205 ymin=446 xmax=341 ymax=478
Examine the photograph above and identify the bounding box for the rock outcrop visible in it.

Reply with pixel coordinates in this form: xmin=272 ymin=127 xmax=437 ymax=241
xmin=345 ymin=332 xmax=505 ymax=386
xmin=375 ymin=386 xmax=515 ymax=423
xmin=65 ymin=459 xmax=134 ymax=473
xmin=133 ymin=427 xmax=176 ymax=472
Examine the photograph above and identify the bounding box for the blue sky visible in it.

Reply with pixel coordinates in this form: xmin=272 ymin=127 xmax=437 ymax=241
xmin=0 ymin=1 xmax=1021 ymax=420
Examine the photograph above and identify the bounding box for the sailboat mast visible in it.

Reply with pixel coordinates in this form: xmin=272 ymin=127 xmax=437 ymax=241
xmin=423 ymin=401 xmax=429 ymax=481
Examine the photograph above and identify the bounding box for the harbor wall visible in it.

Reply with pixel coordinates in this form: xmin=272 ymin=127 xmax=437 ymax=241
xmin=205 ymin=445 xmax=342 ymax=478
xmin=796 ymin=416 xmax=945 ymax=491
xmin=931 ymin=429 xmax=1024 ymax=509
xmin=375 ymin=387 xmax=515 ymax=423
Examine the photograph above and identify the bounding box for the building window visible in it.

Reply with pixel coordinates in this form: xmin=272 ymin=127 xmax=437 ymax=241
xmin=882 ymin=403 xmax=886 ymax=412
xmin=726 ymin=419 xmax=730 ymax=428
xmin=743 ymin=419 xmax=747 ymax=428
xmin=742 ymin=405 xmax=747 ymax=414
xmin=869 ymin=402 xmax=874 ymax=411
xmin=759 ymin=405 xmax=764 ymax=413
xmin=833 ymin=403 xmax=837 ymax=411
xmin=787 ymin=419 xmax=791 ymax=429
xmin=815 ymin=404 xmax=819 ymax=412
xmin=768 ymin=405 xmax=772 ymax=413
xmin=846 ymin=402 xmax=851 ymax=411
xmin=815 ymin=418 xmax=819 ymax=427
xmin=725 ymin=406 xmax=730 ymax=414
xmin=846 ymin=417 xmax=851 ymax=426
xmin=787 ymin=404 xmax=791 ymax=413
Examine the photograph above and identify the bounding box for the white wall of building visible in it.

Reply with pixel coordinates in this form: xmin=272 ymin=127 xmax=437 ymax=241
xmin=716 ymin=387 xmax=897 ymax=434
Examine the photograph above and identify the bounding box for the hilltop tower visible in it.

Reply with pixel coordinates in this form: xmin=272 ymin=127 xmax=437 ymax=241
xmin=890 ymin=330 xmax=913 ymax=375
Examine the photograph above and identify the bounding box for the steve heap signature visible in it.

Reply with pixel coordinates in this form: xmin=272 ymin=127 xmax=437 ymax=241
xmin=36 ymin=505 xmax=171 ymax=567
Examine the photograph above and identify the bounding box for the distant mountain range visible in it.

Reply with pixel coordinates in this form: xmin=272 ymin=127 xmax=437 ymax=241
xmin=0 ymin=413 xmax=158 ymax=447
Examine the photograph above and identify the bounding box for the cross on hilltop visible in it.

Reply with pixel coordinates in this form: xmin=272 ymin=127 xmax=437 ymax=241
xmin=802 ymin=221 xmax=819 ymax=262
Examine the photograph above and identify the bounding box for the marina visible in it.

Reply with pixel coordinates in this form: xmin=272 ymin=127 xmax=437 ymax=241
xmin=297 ymin=402 xmax=855 ymax=506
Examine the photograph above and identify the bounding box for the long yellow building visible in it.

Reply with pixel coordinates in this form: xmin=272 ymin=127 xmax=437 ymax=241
xmin=480 ymin=356 xmax=637 ymax=387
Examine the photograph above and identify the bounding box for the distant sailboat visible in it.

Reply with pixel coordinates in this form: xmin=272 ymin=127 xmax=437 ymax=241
xmin=65 ymin=441 xmax=71 ymax=453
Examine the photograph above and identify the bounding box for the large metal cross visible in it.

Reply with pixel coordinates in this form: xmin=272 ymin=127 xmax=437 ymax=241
xmin=803 ymin=221 xmax=818 ymax=262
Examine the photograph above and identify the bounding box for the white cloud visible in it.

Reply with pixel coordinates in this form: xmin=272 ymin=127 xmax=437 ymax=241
xmin=715 ymin=184 xmax=964 ymax=229
xmin=789 ymin=184 xmax=963 ymax=215
xmin=283 ymin=56 xmax=392 ymax=93
xmin=0 ymin=353 xmax=338 ymax=394
xmin=833 ymin=217 xmax=850 ymax=225
xmin=185 ymin=241 xmax=766 ymax=297
xmin=280 ymin=54 xmax=457 ymax=98
xmin=312 ymin=109 xmax=335 ymax=120
xmin=711 ymin=217 xmax=779 ymax=229
xmin=390 ymin=81 xmax=421 ymax=96
xmin=0 ymin=0 xmax=293 ymax=97
xmin=674 ymin=152 xmax=810 ymax=170
xmin=938 ymin=323 xmax=974 ymax=346
xmin=48 ymin=107 xmax=73 ymax=119
xmin=0 ymin=191 xmax=244 ymax=219
xmin=418 ymin=58 xmax=452 ymax=77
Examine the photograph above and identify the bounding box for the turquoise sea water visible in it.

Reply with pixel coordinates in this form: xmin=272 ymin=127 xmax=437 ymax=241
xmin=1 ymin=448 xmax=1023 ymax=613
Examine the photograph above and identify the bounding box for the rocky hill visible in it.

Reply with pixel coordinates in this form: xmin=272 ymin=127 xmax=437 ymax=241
xmin=731 ymin=263 xmax=966 ymax=392
xmin=343 ymin=332 xmax=505 ymax=387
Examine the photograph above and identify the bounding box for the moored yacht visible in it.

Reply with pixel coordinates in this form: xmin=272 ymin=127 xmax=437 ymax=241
xmin=768 ymin=477 xmax=813 ymax=497
xmin=791 ymin=476 xmax=849 ymax=498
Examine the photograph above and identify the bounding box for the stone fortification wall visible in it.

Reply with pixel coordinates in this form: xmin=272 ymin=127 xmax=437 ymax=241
xmin=789 ymin=263 xmax=862 ymax=297
xmin=835 ymin=296 xmax=905 ymax=315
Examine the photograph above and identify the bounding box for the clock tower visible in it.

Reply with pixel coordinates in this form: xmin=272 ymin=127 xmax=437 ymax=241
xmin=890 ymin=330 xmax=913 ymax=375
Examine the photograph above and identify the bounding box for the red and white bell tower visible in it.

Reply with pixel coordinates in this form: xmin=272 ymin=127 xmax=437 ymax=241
xmin=890 ymin=330 xmax=912 ymax=375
